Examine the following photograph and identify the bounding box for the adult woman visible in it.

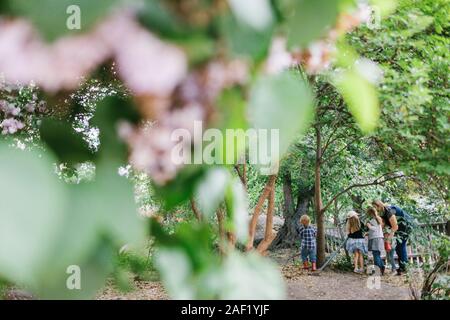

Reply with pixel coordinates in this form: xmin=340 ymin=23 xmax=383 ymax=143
xmin=372 ymin=200 xmax=410 ymax=275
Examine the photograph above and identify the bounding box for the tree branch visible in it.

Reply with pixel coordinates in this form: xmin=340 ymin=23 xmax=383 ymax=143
xmin=321 ymin=135 xmax=360 ymax=165
xmin=321 ymin=125 xmax=341 ymax=157
xmin=234 ymin=163 xmax=248 ymax=188
xmin=321 ymin=173 xmax=406 ymax=213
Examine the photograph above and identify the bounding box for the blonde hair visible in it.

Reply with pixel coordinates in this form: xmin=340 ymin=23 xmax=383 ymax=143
xmin=372 ymin=200 xmax=385 ymax=208
xmin=300 ymin=215 xmax=310 ymax=226
xmin=367 ymin=206 xmax=382 ymax=225
xmin=346 ymin=216 xmax=361 ymax=234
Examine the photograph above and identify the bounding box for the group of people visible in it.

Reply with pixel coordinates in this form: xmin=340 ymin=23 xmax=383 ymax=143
xmin=297 ymin=200 xmax=412 ymax=275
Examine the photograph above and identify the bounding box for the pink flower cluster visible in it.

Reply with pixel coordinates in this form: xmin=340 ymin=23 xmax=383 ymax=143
xmin=0 ymin=11 xmax=187 ymax=97
xmin=120 ymin=58 xmax=249 ymax=185
xmin=120 ymin=103 xmax=205 ymax=185
xmin=0 ymin=80 xmax=47 ymax=135
xmin=0 ymin=82 xmax=47 ymax=136
xmin=264 ymin=3 xmax=372 ymax=75
xmin=0 ymin=118 xmax=24 ymax=135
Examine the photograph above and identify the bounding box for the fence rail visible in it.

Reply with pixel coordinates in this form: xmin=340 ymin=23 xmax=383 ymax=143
xmin=324 ymin=221 xmax=449 ymax=267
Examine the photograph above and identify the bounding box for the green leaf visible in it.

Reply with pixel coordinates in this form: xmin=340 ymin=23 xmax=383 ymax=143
xmin=248 ymin=71 xmax=314 ymax=170
xmin=195 ymin=168 xmax=230 ymax=219
xmin=91 ymin=96 xmax=140 ymax=162
xmin=218 ymin=252 xmax=285 ymax=299
xmin=216 ymin=88 xmax=248 ymax=164
xmin=225 ymin=178 xmax=249 ymax=243
xmin=156 ymin=248 xmax=286 ymax=299
xmin=152 ymin=220 xmax=284 ymax=299
xmin=0 ymin=140 xmax=144 ymax=298
xmin=220 ymin=13 xmax=273 ymax=60
xmin=36 ymin=237 xmax=115 ymax=299
xmin=0 ymin=145 xmax=67 ymax=286
xmin=154 ymin=248 xmax=195 ymax=299
xmin=228 ymin=0 xmax=274 ymax=31
xmin=369 ymin=0 xmax=398 ymax=17
xmin=216 ymin=88 xmax=248 ymax=131
xmin=151 ymin=222 xmax=215 ymax=273
xmin=138 ymin=0 xmax=188 ymax=39
xmin=284 ymin=0 xmax=339 ymax=48
xmin=173 ymin=35 xmax=216 ymax=66
xmin=40 ymin=119 xmax=94 ymax=165
xmin=36 ymin=161 xmax=144 ymax=298
xmin=333 ymin=69 xmax=380 ymax=133
xmin=76 ymin=161 xmax=145 ymax=244
xmin=8 ymin=0 xmax=120 ymax=41
xmin=153 ymin=165 xmax=207 ymax=210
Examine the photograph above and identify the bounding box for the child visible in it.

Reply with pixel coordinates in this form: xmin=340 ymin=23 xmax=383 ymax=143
xmin=384 ymin=230 xmax=397 ymax=273
xmin=366 ymin=207 xmax=385 ymax=275
xmin=297 ymin=215 xmax=317 ymax=271
xmin=345 ymin=211 xmax=367 ymax=273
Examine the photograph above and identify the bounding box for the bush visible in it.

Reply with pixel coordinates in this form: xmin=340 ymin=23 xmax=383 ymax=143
xmin=111 ymin=245 xmax=159 ymax=292
xmin=420 ymin=237 xmax=450 ymax=300
xmin=331 ymin=253 xmax=353 ymax=272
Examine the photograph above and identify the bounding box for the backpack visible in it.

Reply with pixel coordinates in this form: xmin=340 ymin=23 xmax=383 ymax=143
xmin=402 ymin=210 xmax=418 ymax=233
xmin=390 ymin=206 xmax=417 ymax=234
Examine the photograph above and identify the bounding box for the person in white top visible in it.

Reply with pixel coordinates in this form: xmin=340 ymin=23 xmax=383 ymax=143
xmin=366 ymin=207 xmax=385 ymax=275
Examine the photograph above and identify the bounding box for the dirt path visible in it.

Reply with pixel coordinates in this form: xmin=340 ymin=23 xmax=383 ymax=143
xmin=97 ymin=249 xmax=412 ymax=300
xmin=97 ymin=268 xmax=411 ymax=300
xmin=96 ymin=280 xmax=169 ymax=300
xmin=282 ymin=265 xmax=411 ymax=300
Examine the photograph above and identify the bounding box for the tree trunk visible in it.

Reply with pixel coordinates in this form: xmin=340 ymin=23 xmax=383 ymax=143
xmin=245 ymin=175 xmax=277 ymax=251
xmin=270 ymin=173 xmax=312 ymax=249
xmin=226 ymin=232 xmax=236 ymax=248
xmin=257 ymin=187 xmax=276 ymax=254
xmin=216 ymin=207 xmax=226 ymax=254
xmin=234 ymin=163 xmax=247 ymax=190
xmin=314 ymin=125 xmax=326 ymax=267
xmin=190 ymin=198 xmax=202 ymax=222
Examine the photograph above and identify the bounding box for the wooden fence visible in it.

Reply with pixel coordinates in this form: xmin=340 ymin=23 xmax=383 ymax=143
xmin=325 ymin=221 xmax=449 ymax=267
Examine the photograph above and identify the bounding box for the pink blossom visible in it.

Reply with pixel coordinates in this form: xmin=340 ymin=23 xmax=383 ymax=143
xmin=163 ymin=103 xmax=204 ymax=133
xmin=305 ymin=41 xmax=334 ymax=74
xmin=117 ymin=120 xmax=136 ymax=142
xmin=0 ymin=100 xmax=20 ymax=116
xmin=0 ymin=11 xmax=187 ymax=96
xmin=24 ymin=102 xmax=36 ymax=113
xmin=98 ymin=12 xmax=187 ymax=97
xmin=203 ymin=59 xmax=248 ymax=101
xmin=293 ymin=40 xmax=335 ymax=75
xmin=355 ymin=3 xmax=372 ymax=25
xmin=126 ymin=104 xmax=205 ymax=185
xmin=264 ymin=37 xmax=294 ymax=75
xmin=1 ymin=118 xmax=25 ymax=134
xmin=128 ymin=125 xmax=179 ymax=185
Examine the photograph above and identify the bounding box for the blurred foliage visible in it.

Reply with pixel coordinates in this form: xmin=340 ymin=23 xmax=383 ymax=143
xmin=348 ymin=0 xmax=450 ymax=190
xmin=0 ymin=0 xmax=448 ymax=301
xmin=5 ymin=0 xmax=120 ymax=41
xmin=151 ymin=219 xmax=285 ymax=299
xmin=420 ymin=237 xmax=450 ymax=300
